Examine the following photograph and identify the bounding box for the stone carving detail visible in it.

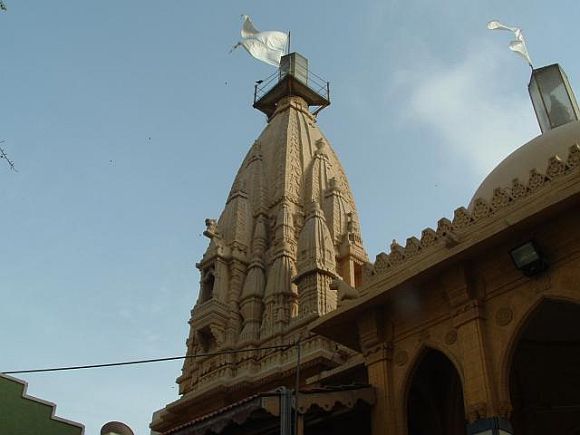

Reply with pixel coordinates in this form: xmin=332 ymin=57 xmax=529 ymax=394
xmin=495 ymin=307 xmax=513 ymax=327
xmin=527 ymin=168 xmax=546 ymax=192
xmin=472 ymin=198 xmax=493 ymax=220
xmin=370 ymin=145 xmax=580 ymax=280
xmin=374 ymin=253 xmax=391 ymax=274
xmin=330 ymin=279 xmax=359 ymax=305
xmin=445 ymin=329 xmax=458 ymax=345
xmin=177 ymin=96 xmax=369 ymax=398
xmin=389 ymin=240 xmax=405 ymax=265
xmin=546 ymin=156 xmax=567 ymax=179
xmin=404 ymin=237 xmax=421 ymax=257
xmin=510 ymin=178 xmax=528 ymax=199
xmin=490 ymin=187 xmax=512 ymax=209
xmin=420 ymin=228 xmax=438 ymax=247
xmin=452 ymin=207 xmax=473 ymax=229
xmin=203 ymin=218 xmax=219 ymax=239
xmin=295 ymin=202 xmax=338 ymax=318
xmin=436 ymin=218 xmax=453 ymax=236
xmin=568 ymin=144 xmax=580 ymax=167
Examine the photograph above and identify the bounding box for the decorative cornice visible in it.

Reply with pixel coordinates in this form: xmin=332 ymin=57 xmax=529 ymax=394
xmin=370 ymin=144 xmax=579 ymax=280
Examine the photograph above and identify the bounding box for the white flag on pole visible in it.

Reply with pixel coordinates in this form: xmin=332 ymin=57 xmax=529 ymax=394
xmin=487 ymin=20 xmax=532 ymax=67
xmin=231 ymin=15 xmax=288 ymax=67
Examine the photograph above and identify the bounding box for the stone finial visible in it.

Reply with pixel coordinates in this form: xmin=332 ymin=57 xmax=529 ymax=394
xmin=203 ymin=218 xmax=219 ymax=239
xmin=315 ymin=138 xmax=326 ymax=155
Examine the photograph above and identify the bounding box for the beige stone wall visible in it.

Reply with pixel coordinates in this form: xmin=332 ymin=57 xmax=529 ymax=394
xmin=356 ymin=203 xmax=580 ymax=435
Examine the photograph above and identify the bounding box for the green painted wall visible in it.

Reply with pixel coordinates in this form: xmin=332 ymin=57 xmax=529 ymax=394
xmin=0 ymin=375 xmax=84 ymax=435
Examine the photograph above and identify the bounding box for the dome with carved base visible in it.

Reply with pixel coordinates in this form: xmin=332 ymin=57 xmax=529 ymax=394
xmin=470 ymin=121 xmax=580 ymax=207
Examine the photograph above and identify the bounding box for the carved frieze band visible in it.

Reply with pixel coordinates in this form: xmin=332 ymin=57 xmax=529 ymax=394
xmin=371 ymin=144 xmax=580 ymax=279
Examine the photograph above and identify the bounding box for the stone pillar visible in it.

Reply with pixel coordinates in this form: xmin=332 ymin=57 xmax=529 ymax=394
xmin=443 ymin=265 xmax=508 ymax=429
xmin=453 ymin=300 xmax=498 ymax=422
xmin=358 ymin=309 xmax=397 ymax=435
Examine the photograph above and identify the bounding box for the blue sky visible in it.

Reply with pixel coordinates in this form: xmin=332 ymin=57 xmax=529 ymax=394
xmin=1 ymin=1 xmax=578 ymax=434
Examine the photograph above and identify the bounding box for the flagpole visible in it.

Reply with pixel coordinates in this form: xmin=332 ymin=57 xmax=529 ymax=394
xmin=287 ymin=31 xmax=291 ymax=54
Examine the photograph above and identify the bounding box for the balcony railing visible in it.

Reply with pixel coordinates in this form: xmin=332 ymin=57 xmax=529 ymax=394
xmin=253 ymin=62 xmax=330 ymax=116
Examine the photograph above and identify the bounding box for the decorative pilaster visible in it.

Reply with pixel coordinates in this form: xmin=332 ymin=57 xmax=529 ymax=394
xmin=294 ymin=202 xmax=338 ymax=318
xmin=239 ymin=216 xmax=267 ymax=343
xmin=262 ymin=200 xmax=298 ymax=335
xmin=443 ymin=265 xmax=500 ymax=422
xmin=358 ymin=309 xmax=397 ymax=435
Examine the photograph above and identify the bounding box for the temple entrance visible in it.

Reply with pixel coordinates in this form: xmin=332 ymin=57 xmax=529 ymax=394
xmin=407 ymin=349 xmax=466 ymax=435
xmin=510 ymin=300 xmax=580 ymax=435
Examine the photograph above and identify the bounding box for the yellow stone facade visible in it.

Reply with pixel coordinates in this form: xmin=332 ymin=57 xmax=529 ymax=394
xmin=152 ymin=53 xmax=580 ymax=435
xmin=314 ymin=128 xmax=580 ymax=435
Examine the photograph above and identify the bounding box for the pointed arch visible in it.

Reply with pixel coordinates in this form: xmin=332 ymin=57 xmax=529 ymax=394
xmin=402 ymin=342 xmax=464 ymax=398
xmin=403 ymin=345 xmax=466 ymax=435
xmin=504 ymin=296 xmax=580 ymax=434
xmin=499 ymin=293 xmax=580 ymax=402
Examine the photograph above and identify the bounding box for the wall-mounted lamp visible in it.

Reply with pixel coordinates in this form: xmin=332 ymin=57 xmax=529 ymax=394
xmin=467 ymin=417 xmax=513 ymax=435
xmin=509 ymin=240 xmax=548 ymax=277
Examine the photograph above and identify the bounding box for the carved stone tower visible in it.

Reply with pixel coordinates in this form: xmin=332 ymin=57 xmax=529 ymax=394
xmin=151 ymin=53 xmax=369 ymax=433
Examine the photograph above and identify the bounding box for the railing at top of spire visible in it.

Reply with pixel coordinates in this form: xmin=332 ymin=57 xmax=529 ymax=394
xmin=253 ymin=52 xmax=331 ymax=117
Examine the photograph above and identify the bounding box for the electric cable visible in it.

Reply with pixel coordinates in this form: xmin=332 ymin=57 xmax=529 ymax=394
xmin=2 ymin=343 xmax=296 ymax=375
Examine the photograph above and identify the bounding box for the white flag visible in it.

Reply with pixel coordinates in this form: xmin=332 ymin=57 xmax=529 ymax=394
xmin=231 ymin=15 xmax=288 ymax=67
xmin=487 ymin=20 xmax=532 ymax=67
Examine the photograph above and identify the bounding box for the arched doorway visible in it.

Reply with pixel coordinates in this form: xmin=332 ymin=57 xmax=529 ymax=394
xmin=407 ymin=349 xmax=466 ymax=435
xmin=510 ymin=300 xmax=580 ymax=434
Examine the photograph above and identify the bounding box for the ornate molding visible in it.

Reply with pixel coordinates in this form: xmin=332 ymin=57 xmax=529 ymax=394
xmin=495 ymin=307 xmax=513 ymax=327
xmin=445 ymin=329 xmax=458 ymax=345
xmin=453 ymin=300 xmax=484 ymax=328
xmin=369 ymin=144 xmax=580 ymax=280
xmin=363 ymin=342 xmax=393 ymax=365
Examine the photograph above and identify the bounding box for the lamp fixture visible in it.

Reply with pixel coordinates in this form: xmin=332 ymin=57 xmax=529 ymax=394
xmin=509 ymin=240 xmax=548 ymax=277
xmin=528 ymin=64 xmax=580 ymax=133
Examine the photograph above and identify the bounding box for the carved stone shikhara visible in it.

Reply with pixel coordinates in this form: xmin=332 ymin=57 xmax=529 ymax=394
xmin=170 ymin=96 xmax=369 ymax=413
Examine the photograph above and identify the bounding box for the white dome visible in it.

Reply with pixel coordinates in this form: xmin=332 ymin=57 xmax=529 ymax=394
xmin=469 ymin=121 xmax=580 ymax=207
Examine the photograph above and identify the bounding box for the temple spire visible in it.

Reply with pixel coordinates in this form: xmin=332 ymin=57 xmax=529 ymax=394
xmin=154 ymin=53 xmax=369 ymax=434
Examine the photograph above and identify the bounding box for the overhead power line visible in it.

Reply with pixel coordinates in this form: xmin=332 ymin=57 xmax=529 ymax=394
xmin=2 ymin=343 xmax=296 ymax=375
